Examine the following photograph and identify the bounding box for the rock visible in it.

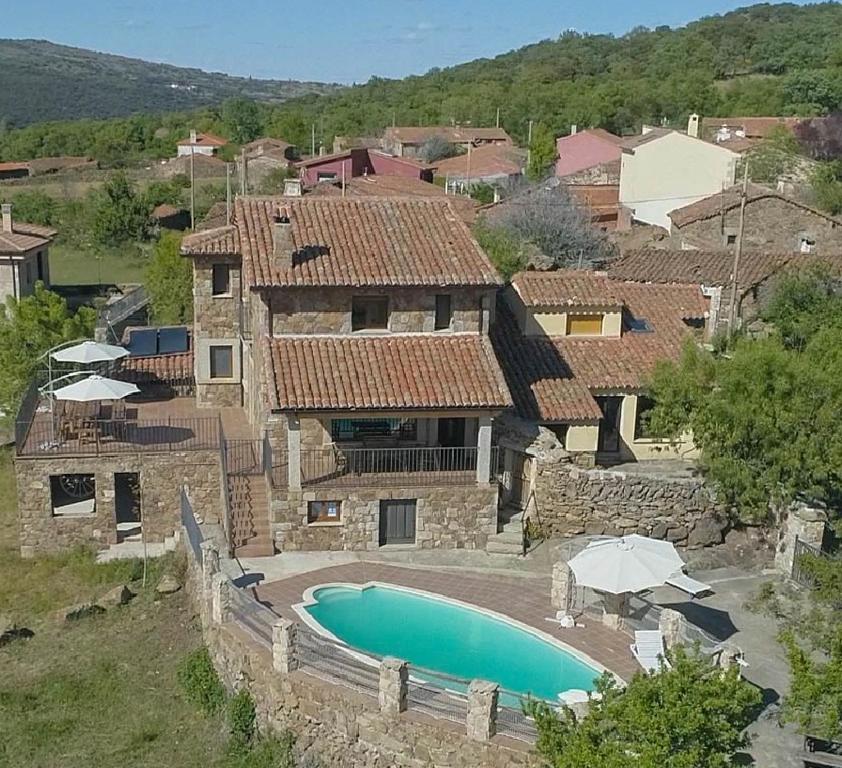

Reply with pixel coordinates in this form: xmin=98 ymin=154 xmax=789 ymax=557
xmin=666 ymin=526 xmax=688 ymax=543
xmin=650 ymin=522 xmax=668 ymax=539
xmin=687 ymin=517 xmax=727 ymax=548
xmin=156 ymin=574 xmax=181 ymax=595
xmin=97 ymin=584 xmax=133 ymax=609
xmin=0 ymin=615 xmax=33 ymax=647
xmin=58 ymin=603 xmax=106 ymax=622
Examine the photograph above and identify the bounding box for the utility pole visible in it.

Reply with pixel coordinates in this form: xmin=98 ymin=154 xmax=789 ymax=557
xmin=728 ymin=161 xmax=750 ymax=336
xmin=226 ymin=163 xmax=232 ymax=224
xmin=311 ymin=123 xmax=316 ymax=158
xmin=341 ymin=159 xmax=346 ymax=198
xmin=495 ymin=107 xmax=500 ymax=129
xmin=189 ymin=143 xmax=195 ymax=230
xmin=465 ymin=142 xmax=472 ymax=196
xmin=526 ymin=119 xmax=534 ymax=172
xmin=241 ymin=148 xmax=247 ymax=196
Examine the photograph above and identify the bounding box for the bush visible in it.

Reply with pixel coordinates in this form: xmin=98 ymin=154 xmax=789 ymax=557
xmin=227 ymin=689 xmax=257 ymax=749
xmin=177 ymin=647 xmax=225 ymax=716
xmin=223 ymin=734 xmax=296 ymax=768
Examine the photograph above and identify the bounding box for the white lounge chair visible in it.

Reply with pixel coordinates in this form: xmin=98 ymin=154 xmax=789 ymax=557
xmin=665 ymin=572 xmax=712 ymax=598
xmin=631 ymin=630 xmax=671 ymax=673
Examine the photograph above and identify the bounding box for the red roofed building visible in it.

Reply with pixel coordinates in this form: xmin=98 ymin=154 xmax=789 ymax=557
xmin=555 ymin=127 xmax=624 ymax=182
xmin=177 ymin=130 xmax=228 ymax=157
xmin=295 ymin=148 xmax=433 ymax=187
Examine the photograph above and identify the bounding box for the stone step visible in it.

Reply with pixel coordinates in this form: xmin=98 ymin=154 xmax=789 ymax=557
xmin=486 ymin=539 xmax=525 ymax=555
xmin=491 ymin=529 xmax=523 ymax=545
xmin=234 ymin=540 xmax=275 ymax=558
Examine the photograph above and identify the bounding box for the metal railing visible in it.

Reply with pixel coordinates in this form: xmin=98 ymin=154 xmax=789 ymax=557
xmin=296 ymin=627 xmax=381 ymax=698
xmin=406 ymin=667 xmax=468 ymax=724
xmin=13 ymin=379 xmax=40 ymax=450
xmin=497 ymin=697 xmax=539 ymax=743
xmin=96 ymin=286 xmax=149 ymax=333
xmin=225 ymin=439 xmax=265 ymax=476
xmin=181 ymin=487 xmax=204 ymax=562
xmin=17 ymin=415 xmax=221 ymax=456
xmin=228 ymin=586 xmax=276 ymax=648
xmin=792 ymin=535 xmax=829 ymax=586
xmin=218 ymin=420 xmax=234 ymax=558
xmin=298 ymin=446 xmax=486 ymax=488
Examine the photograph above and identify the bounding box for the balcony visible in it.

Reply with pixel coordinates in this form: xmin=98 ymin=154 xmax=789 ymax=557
xmin=273 ymin=445 xmax=497 ymax=489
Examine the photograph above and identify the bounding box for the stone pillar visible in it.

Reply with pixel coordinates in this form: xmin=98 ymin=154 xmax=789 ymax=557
xmin=272 ymin=618 xmax=299 ymax=674
xmin=551 ymin=562 xmax=573 ymax=614
xmin=775 ymin=501 xmax=827 ymax=577
xmin=716 ymin=643 xmax=744 ymax=673
xmin=601 ymin=591 xmax=628 ymax=630
xmin=200 ymin=540 xmax=220 ymax=595
xmin=287 ymin=413 xmax=301 ymax=491
xmin=476 ymin=415 xmax=493 ymax=485
xmin=211 ymin=573 xmax=232 ymax=625
xmin=466 ymin=679 xmax=499 ymax=741
xmin=378 ymin=657 xmax=408 ymax=718
xmin=659 ymin=608 xmax=687 ymax=650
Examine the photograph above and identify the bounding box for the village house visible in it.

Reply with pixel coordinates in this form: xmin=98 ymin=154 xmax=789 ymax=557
xmin=381 ymin=126 xmax=513 ymax=158
xmin=239 ymin=137 xmax=299 ymax=190
xmin=0 ymin=161 xmax=31 ymax=181
xmin=177 ymin=130 xmax=228 ymax=157
xmin=294 ymin=148 xmax=433 ymax=187
xmin=433 ymin=144 xmax=526 ymax=194
xmin=669 ymin=182 xmax=842 ymax=255
xmin=0 ymin=203 xmax=55 ymax=301
xmin=618 ymin=128 xmax=739 ymax=230
xmin=695 ymin=114 xmax=801 ymax=152
xmin=555 ymin=127 xmax=624 ymax=183
xmin=491 ymin=269 xmax=708 ymax=477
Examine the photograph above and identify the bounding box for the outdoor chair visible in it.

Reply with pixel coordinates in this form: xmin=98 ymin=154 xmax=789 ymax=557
xmin=665 ymin=572 xmax=713 ymax=598
xmin=631 ymin=629 xmax=671 ymax=673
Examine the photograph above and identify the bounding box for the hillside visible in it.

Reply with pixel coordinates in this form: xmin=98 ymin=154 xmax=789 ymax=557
xmin=0 ymin=39 xmax=339 ymax=127
xmin=3 ymin=3 xmax=842 ymax=164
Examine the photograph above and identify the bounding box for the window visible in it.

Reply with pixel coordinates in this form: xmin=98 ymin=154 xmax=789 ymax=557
xmin=352 ymin=296 xmax=389 ymax=331
xmin=317 ymin=172 xmax=337 ymax=182
xmin=50 ymin=474 xmax=95 ymax=517
xmin=209 ymin=345 xmax=234 ymax=379
xmin=566 ymin=314 xmax=604 ymax=336
xmin=548 ymin=424 xmax=569 ymax=446
xmin=36 ymin=251 xmax=44 ymax=281
xmin=211 ymin=264 xmax=230 ymax=296
xmin=626 ymin=317 xmax=653 ymax=333
xmin=308 ymin=500 xmax=341 ymax=524
xmin=331 ymin=418 xmax=417 ymax=442
xmin=434 ymin=294 xmax=452 ymax=330
xmin=726 ymin=234 xmax=737 ymax=246
xmin=634 ymin=396 xmax=657 ymax=440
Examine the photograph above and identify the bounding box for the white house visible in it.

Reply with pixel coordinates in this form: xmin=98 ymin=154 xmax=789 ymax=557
xmin=176 ymin=130 xmax=227 ymax=158
xmin=618 ymin=128 xmax=739 ymax=230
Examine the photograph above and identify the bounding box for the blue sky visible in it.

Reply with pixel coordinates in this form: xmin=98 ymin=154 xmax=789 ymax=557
xmin=4 ymin=0 xmax=812 ymax=84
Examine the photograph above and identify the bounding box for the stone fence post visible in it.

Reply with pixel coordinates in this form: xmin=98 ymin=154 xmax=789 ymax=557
xmin=659 ymin=608 xmax=687 ymax=650
xmin=467 ymin=679 xmax=499 ymax=741
xmin=200 ymin=540 xmax=220 ymax=595
xmin=211 ymin=573 xmax=232 ymax=625
xmin=272 ymin=619 xmax=299 ymax=674
xmin=378 ymin=657 xmax=408 ymax=718
xmin=775 ymin=501 xmax=827 ymax=578
xmin=551 ymin=562 xmax=573 ymax=614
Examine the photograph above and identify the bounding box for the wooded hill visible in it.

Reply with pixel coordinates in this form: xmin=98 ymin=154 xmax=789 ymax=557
xmin=3 ymin=3 xmax=842 ymax=163
xmin=0 ymin=39 xmax=339 ymax=128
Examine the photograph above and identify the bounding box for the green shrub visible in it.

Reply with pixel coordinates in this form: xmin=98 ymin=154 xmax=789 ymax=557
xmin=227 ymin=689 xmax=257 ymax=748
xmin=177 ymin=647 xmax=225 ymax=716
xmin=223 ymin=734 xmax=296 ymax=768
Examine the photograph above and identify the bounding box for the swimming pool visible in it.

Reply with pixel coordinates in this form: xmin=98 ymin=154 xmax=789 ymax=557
xmin=296 ymin=583 xmax=603 ymax=702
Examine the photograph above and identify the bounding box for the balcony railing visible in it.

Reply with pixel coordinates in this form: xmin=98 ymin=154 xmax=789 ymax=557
xmin=17 ymin=413 xmax=221 ymax=457
xmin=271 ymin=446 xmax=491 ymax=489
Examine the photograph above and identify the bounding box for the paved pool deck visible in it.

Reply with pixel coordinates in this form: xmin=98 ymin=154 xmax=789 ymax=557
xmin=253 ymin=561 xmax=641 ymax=684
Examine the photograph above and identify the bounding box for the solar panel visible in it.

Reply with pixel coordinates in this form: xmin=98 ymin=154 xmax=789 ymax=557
xmin=158 ymin=326 xmax=189 ymax=355
xmin=128 ymin=329 xmax=158 ymax=357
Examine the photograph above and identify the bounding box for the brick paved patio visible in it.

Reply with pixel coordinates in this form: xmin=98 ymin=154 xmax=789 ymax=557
xmin=254 ymin=562 xmax=640 ymax=683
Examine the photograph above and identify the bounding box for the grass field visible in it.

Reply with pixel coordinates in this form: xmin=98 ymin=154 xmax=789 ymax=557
xmin=0 ymin=450 xmax=290 ymax=768
xmin=49 ymin=243 xmax=151 ymax=287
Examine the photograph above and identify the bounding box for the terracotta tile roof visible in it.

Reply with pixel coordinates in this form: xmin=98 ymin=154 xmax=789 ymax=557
xmin=620 ymin=128 xmax=673 ymax=150
xmin=605 ymin=248 xmax=799 ymax=291
xmin=27 ymin=156 xmax=95 ymax=174
xmin=264 ymin=334 xmax=512 ymax=412
xmin=177 ymin=132 xmax=228 ymax=147
xmin=492 ymin=277 xmax=708 ymax=422
xmin=0 ymin=161 xmax=29 ymax=172
xmin=117 ymin=350 xmax=193 ymax=384
xmin=181 ymin=225 xmax=239 ymax=256
xmin=309 ymin=175 xmax=446 ymax=198
xmin=384 ymin=126 xmax=513 ymax=146
xmin=432 ymin=145 xmax=526 ymax=179
xmin=151 ymin=203 xmax=184 ymax=218
xmin=567 ymin=184 xmax=620 ymax=211
xmin=512 ymin=270 xmax=624 ymax=308
xmin=243 ymin=137 xmax=294 ymax=154
xmin=701 ymin=116 xmax=800 ymax=139
xmin=215 ymin=196 xmax=500 ymax=288
xmin=0 ymin=220 xmax=57 ymax=255
xmin=669 ymin=183 xmax=842 ymax=228
xmin=581 ymin=128 xmax=625 ymax=146
xmin=197 ymin=202 xmax=230 ymax=231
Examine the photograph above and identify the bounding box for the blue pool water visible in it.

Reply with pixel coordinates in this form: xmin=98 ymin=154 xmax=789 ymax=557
xmin=304 ymin=585 xmax=601 ymax=701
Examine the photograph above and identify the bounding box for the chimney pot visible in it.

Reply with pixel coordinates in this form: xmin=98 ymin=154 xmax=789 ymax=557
xmin=1 ymin=203 xmax=11 ymax=233
xmin=190 ymin=129 xmax=197 ymax=144
xmin=273 ymin=209 xmax=293 ymax=265
xmin=570 ymin=124 xmax=578 ymax=135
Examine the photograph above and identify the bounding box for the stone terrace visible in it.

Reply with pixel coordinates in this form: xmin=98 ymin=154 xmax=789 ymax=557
xmin=254 ymin=562 xmax=640 ymax=683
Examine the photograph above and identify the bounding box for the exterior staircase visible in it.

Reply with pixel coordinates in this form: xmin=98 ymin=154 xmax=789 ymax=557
xmin=228 ymin=474 xmax=274 ymax=558
xmin=486 ymin=507 xmax=526 ymax=555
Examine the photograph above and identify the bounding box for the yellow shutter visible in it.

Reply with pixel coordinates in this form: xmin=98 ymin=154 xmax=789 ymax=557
xmin=566 ymin=314 xmax=604 ymax=336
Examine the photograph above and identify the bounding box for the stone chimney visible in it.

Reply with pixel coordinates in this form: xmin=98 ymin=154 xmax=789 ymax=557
xmin=1 ymin=203 xmax=11 ymax=233
xmin=190 ymin=129 xmax=197 ymax=144
xmin=570 ymin=124 xmax=578 ymax=135
xmin=687 ymin=113 xmax=700 ymax=139
xmin=273 ymin=208 xmax=293 ymax=265
xmin=282 ymin=179 xmax=302 ymax=197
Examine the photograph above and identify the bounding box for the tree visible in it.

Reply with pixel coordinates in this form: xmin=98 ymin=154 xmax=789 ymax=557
xmin=742 ymin=126 xmax=802 ymax=185
xmin=221 ymin=98 xmax=262 ymax=145
xmin=0 ymin=283 xmax=95 ymax=419
xmin=473 ymin=221 xmax=526 ymax=279
xmin=146 ymin=232 xmax=192 ymax=325
xmin=419 ymin=135 xmax=462 ymax=164
xmin=527 ymin=647 xmax=760 ymax=768
xmin=91 ymin=172 xmax=150 ymax=245
xmin=527 ymin=123 xmax=557 ymax=180
xmin=0 ymin=191 xmax=58 ymax=226
xmin=810 ymin=160 xmax=842 ymax=215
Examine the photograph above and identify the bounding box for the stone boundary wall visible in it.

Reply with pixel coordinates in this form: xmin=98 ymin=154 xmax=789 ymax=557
xmin=187 ymin=543 xmax=538 ymax=768
xmin=532 ymin=461 xmax=729 ymax=548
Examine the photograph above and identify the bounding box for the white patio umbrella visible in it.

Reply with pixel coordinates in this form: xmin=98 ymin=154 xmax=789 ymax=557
xmin=568 ymin=534 xmax=685 ymax=595
xmin=51 ymin=340 xmax=128 ymax=364
xmin=53 ymin=375 xmax=139 ymax=402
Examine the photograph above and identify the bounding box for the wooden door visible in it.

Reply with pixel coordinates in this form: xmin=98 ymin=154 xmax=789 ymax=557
xmin=379 ymin=499 xmax=417 ymax=545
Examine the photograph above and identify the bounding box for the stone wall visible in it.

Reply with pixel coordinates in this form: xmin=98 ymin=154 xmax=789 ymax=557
xmin=268 ymin=286 xmax=492 ymax=335
xmin=530 ymin=460 xmax=729 ymax=548
xmin=272 ymin=484 xmax=498 ymax=552
xmin=196 ymin=382 xmax=242 ymax=408
xmin=15 ymin=450 xmax=222 ymax=557
xmin=674 ymin=196 xmax=842 ymax=254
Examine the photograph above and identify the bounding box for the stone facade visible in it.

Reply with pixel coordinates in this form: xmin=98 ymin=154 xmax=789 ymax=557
xmin=673 ymin=196 xmax=842 ymax=254
xmin=15 ymin=450 xmax=222 ymax=557
xmin=269 ymin=286 xmax=494 ymax=336
xmin=529 ymin=459 xmax=729 ymax=549
xmin=272 ymin=484 xmax=498 ymax=552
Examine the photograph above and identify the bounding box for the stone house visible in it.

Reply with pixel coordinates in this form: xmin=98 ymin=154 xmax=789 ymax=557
xmin=491 ymin=270 xmax=708 ymax=479
xmin=294 ymin=149 xmax=434 ymax=188
xmin=0 ymin=203 xmax=55 ymax=302
xmin=381 ymin=126 xmax=513 ymax=159
xmin=669 ymin=182 xmax=842 ymax=255
xmin=177 ymin=130 xmax=227 ymax=158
